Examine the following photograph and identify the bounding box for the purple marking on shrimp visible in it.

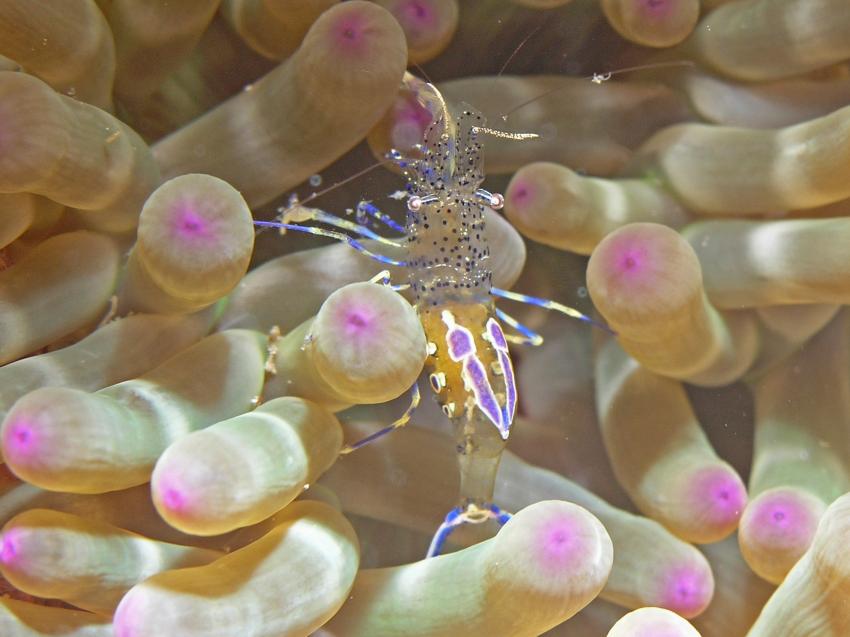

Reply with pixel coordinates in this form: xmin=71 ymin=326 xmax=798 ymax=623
xmin=486 ymin=319 xmax=515 ymax=432
xmin=463 ymin=356 xmax=506 ymax=438
xmin=486 ymin=318 xmax=508 ymax=351
xmin=497 ymin=349 xmax=517 ymax=430
xmin=448 ymin=328 xmax=475 ymax=360
xmin=442 ymin=311 xmax=477 ymax=361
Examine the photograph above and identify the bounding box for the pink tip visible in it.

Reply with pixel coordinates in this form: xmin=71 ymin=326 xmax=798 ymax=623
xmin=659 ymin=564 xmax=713 ymax=618
xmin=162 ymin=486 xmax=186 ymax=512
xmin=536 ymin=516 xmax=584 ymax=572
xmin=172 ymin=201 xmax=215 ymax=242
xmin=397 ymin=0 xmax=437 ymax=33
xmin=114 ymin=591 xmax=143 ymax=637
xmin=0 ymin=529 xmax=21 ymax=565
xmin=688 ymin=466 xmax=747 ymax=528
xmin=744 ymin=490 xmax=821 ymax=551
xmin=592 ymin=226 xmax=680 ymax=295
xmin=612 ymin=241 xmax=649 ymax=277
xmin=391 ymin=95 xmax=435 ymax=150
xmin=154 ymin=473 xmax=195 ymax=517
xmin=506 ymin=180 xmax=534 ymax=209
xmin=115 ymin=621 xmax=135 ymax=637
xmin=640 ymin=0 xmax=673 ymax=17
xmin=2 ymin=417 xmax=40 ymax=459
xmin=336 ymin=301 xmax=381 ymax=342
xmin=330 ymin=10 xmax=370 ymax=54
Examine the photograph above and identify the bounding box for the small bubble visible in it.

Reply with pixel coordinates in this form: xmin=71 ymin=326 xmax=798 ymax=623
xmin=577 ymin=286 xmax=588 ymax=298
xmin=309 ymin=174 xmax=322 ymax=187
xmin=243 ymin=83 xmax=254 ymax=92
xmin=41 ymin=38 xmax=48 ymax=46
xmin=66 ymin=86 xmax=76 ymax=96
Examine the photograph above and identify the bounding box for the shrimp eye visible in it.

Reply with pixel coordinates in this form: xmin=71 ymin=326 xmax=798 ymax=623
xmin=429 ymin=372 xmax=446 ymax=393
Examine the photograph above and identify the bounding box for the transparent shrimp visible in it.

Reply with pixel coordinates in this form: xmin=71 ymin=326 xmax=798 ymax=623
xmin=392 ymin=82 xmax=519 ymax=553
xmin=255 ymin=75 xmax=609 ymax=556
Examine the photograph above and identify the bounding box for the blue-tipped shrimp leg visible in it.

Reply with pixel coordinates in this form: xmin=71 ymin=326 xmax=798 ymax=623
xmin=339 ymin=384 xmax=421 ymax=455
xmin=494 ymin=306 xmax=544 ymax=346
xmin=355 ymin=200 xmax=406 ymax=234
xmin=490 ymin=287 xmax=615 ymax=335
xmin=427 ymin=503 xmax=512 ymax=558
xmin=252 ymin=219 xmax=407 ymax=267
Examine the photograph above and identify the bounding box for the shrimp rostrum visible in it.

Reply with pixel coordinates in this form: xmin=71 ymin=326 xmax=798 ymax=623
xmin=256 ymin=76 xmax=606 ymax=556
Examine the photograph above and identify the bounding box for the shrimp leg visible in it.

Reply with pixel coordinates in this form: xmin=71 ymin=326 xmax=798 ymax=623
xmin=356 ymin=200 xmax=406 ymax=234
xmin=490 ymin=287 xmax=615 ymax=334
xmin=339 ymin=384 xmax=421 ymax=455
xmin=494 ymin=307 xmax=544 ymax=346
xmin=427 ymin=503 xmax=512 ymax=558
xmin=253 ymin=219 xmax=407 ymax=267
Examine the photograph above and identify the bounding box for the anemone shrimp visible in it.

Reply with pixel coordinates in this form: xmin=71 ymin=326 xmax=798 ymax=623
xmin=255 ymin=74 xmax=609 ymax=556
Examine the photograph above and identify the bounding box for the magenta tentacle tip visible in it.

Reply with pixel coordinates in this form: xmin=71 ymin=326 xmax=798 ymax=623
xmin=392 ymin=96 xmax=436 ymax=149
xmin=399 ymin=0 xmax=437 ymax=30
xmin=507 ymin=180 xmax=533 ymax=207
xmin=154 ymin=473 xmax=195 ymax=517
xmin=641 ymin=0 xmax=673 ymax=17
xmin=594 ymin=228 xmax=669 ymax=292
xmin=612 ymin=241 xmax=650 ymax=278
xmin=161 ymin=486 xmax=187 ymax=513
xmin=536 ymin=516 xmax=584 ymax=571
xmin=172 ymin=202 xmax=216 ymax=242
xmin=2 ymin=416 xmax=41 ymax=459
xmin=338 ymin=303 xmax=381 ymax=341
xmin=0 ymin=529 xmax=20 ymax=565
xmin=329 ymin=10 xmax=371 ymax=54
xmin=689 ymin=465 xmax=747 ymax=527
xmin=744 ymin=489 xmax=822 ymax=549
xmin=114 ymin=592 xmax=143 ymax=637
xmin=659 ymin=564 xmax=713 ymax=618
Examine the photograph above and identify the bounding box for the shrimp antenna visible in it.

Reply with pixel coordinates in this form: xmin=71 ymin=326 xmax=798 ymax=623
xmin=295 ymin=159 xmax=390 ymax=209
xmin=500 ymin=60 xmax=696 ymax=122
xmin=253 ymin=159 xmax=394 ymax=241
xmin=497 ymin=23 xmax=545 ymax=77
xmin=472 ymin=126 xmax=539 ymax=141
xmin=253 ymin=147 xmax=406 ymax=240
xmin=412 ymin=61 xmax=436 ymax=87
